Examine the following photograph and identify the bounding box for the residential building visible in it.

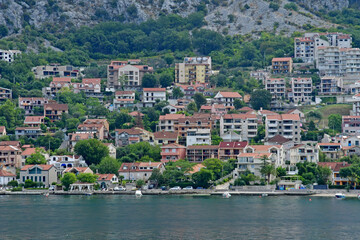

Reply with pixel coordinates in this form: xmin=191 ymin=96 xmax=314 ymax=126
xmin=352 ymin=93 xmax=360 ymax=116
xmin=211 ymin=104 xmax=234 ymax=116
xmin=342 ymin=116 xmax=360 ymax=134
xmin=265 ymin=114 xmax=301 ymax=142
xmin=43 ymin=77 xmax=72 ymax=98
xmin=158 ymin=114 xmax=185 ymax=132
xmin=244 ymin=145 xmax=285 ymax=167
xmin=114 ymin=128 xmax=142 ymax=147
xmin=20 ymin=165 xmax=57 ymax=187
xmin=0 ymin=144 xmax=22 ymax=171
xmin=286 ymin=109 xmax=306 ymax=123
xmin=162 ymin=105 xmax=185 ymax=114
xmin=176 ymin=115 xmax=213 ymax=145
xmin=265 ymin=78 xmax=286 ymax=101
xmin=218 ymin=142 xmax=248 ymax=160
xmin=289 ymin=144 xmax=319 ymax=167
xmin=154 ymin=131 xmax=178 ymax=145
xmin=76 ymin=124 xmax=105 ymax=140
xmin=99 ymin=143 xmax=115 ymax=159
xmin=48 ymin=155 xmax=87 ymax=171
xmin=0 ymin=126 xmax=6 ymax=136
xmin=214 ymin=91 xmax=242 ymax=107
xmin=44 ymin=103 xmax=68 ymax=122
xmin=69 ymin=133 xmax=93 ymax=150
xmin=220 ymin=114 xmax=258 ymax=142
xmin=18 ymin=97 xmax=50 ymax=115
xmin=290 ymin=78 xmax=313 ymax=104
xmin=160 ymin=143 xmax=186 ymax=162
xmin=118 ymin=162 xmax=165 ymax=181
xmin=176 ymin=84 xmax=206 ymax=99
xmin=83 ymin=119 xmax=109 ymax=138
xmin=73 ymin=78 xmax=103 ymax=100
xmin=0 ymin=49 xmax=21 ymax=63
xmin=24 ymin=116 xmax=45 ymax=127
xmin=107 ymin=60 xmax=153 ymax=90
xmin=175 ymin=57 xmax=212 ymax=84
xmin=318 ymin=162 xmax=351 ymax=186
xmin=142 ymin=88 xmax=166 ymax=107
xmin=186 ymin=129 xmax=211 ymax=146
xmin=97 ymin=174 xmax=119 ymax=189
xmin=15 ymin=127 xmax=42 ymax=139
xmin=32 ymin=64 xmax=79 ymax=79
xmin=0 ymin=169 xmax=16 ymax=186
xmin=113 ymin=91 xmax=135 ymax=110
xmin=186 ymin=145 xmax=219 ymax=162
xmin=317 ymin=143 xmax=343 ymax=159
xmin=63 ymin=167 xmax=93 ymax=175
xmin=234 ymin=152 xmax=274 ymax=178
xmin=0 ymin=87 xmax=12 ymax=102
xmin=320 ymin=76 xmax=344 ymax=95
xmin=272 ymin=57 xmax=293 ymax=74
xmin=250 ymin=70 xmax=270 ymax=83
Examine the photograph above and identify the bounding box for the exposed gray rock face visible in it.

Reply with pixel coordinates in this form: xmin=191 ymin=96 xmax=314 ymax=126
xmin=0 ymin=0 xmax=349 ymax=36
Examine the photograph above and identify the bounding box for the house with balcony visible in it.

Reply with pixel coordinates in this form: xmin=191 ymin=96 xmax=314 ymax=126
xmin=317 ymin=143 xmax=343 ymax=159
xmin=244 ymin=145 xmax=285 ymax=167
xmin=32 ymin=64 xmax=79 ymax=79
xmin=234 ymin=152 xmax=274 ymax=179
xmin=97 ymin=174 xmax=119 ymax=189
xmin=76 ymin=124 xmax=105 ymax=140
xmin=24 ymin=116 xmax=45 ymax=128
xmin=176 ymin=114 xmax=213 ymax=145
xmin=154 ymin=131 xmax=178 ymax=145
xmin=290 ymin=78 xmax=313 ymax=104
xmin=318 ymin=162 xmax=351 ymax=186
xmin=272 ymin=57 xmax=293 ymax=74
xmin=265 ymin=78 xmax=286 ymax=101
xmin=43 ymin=77 xmax=72 ymax=98
xmin=175 ymin=57 xmax=212 ymax=84
xmin=44 ymin=103 xmax=68 ymax=122
xmin=18 ymin=97 xmax=50 ymax=115
xmin=0 ymin=144 xmax=22 ymax=172
xmin=342 ymin=116 xmax=360 ymax=134
xmin=220 ymin=114 xmax=258 ymax=142
xmin=0 ymin=49 xmax=21 ymax=63
xmin=160 ymin=143 xmax=186 ymax=162
xmin=289 ymin=144 xmax=319 ymax=167
xmin=214 ymin=91 xmax=242 ymax=107
xmin=265 ymin=114 xmax=301 ymax=143
xmin=186 ymin=129 xmax=211 ymax=146
xmin=320 ymin=76 xmax=344 ymax=95
xmin=0 ymin=169 xmax=16 ymax=186
xmin=218 ymin=142 xmax=248 ymax=160
xmin=158 ymin=114 xmax=186 ymax=132
xmin=15 ymin=127 xmax=42 ymax=139
xmin=162 ymin=104 xmax=185 ymax=114
xmin=73 ymin=78 xmax=103 ymax=100
xmin=118 ymin=162 xmax=165 ymax=181
xmin=69 ymin=133 xmax=93 ymax=150
xmin=48 ymin=155 xmax=87 ymax=172
xmin=142 ymin=88 xmax=166 ymax=108
xmin=114 ymin=128 xmax=142 ymax=147
xmin=113 ymin=91 xmax=135 ymax=110
xmin=0 ymin=87 xmax=12 ymax=102
xmin=186 ymin=145 xmax=219 ymax=162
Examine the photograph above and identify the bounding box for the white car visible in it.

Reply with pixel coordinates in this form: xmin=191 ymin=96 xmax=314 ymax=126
xmin=170 ymin=186 xmax=181 ymax=190
xmin=114 ymin=187 xmax=126 ymax=191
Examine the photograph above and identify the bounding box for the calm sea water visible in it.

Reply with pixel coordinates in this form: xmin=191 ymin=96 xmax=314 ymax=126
xmin=0 ymin=194 xmax=359 ymax=240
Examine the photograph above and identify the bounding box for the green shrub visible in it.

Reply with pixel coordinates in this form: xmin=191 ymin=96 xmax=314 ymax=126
xmin=269 ymin=3 xmax=279 ymax=11
xmin=284 ymin=3 xmax=298 ymax=11
xmin=7 ymin=180 xmax=18 ymax=187
xmin=11 ymin=187 xmax=22 ymax=192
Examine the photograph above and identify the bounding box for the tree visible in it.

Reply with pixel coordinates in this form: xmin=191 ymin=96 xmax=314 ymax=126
xmin=172 ymin=87 xmax=184 ymax=99
xmin=77 ymin=173 xmax=98 ymax=183
xmin=148 ymin=168 xmax=164 ymax=188
xmin=340 ymin=164 xmax=360 ymax=189
xmin=276 ymin=167 xmax=287 ymax=178
xmin=233 ymin=99 xmax=245 ymax=110
xmin=192 ymin=168 xmax=212 ymax=188
xmin=7 ymin=180 xmax=18 ymax=187
xmin=203 ymin=158 xmax=223 ymax=180
xmin=74 ymin=139 xmax=109 ymax=165
xmin=159 ymin=73 xmax=173 ymax=87
xmin=193 ymin=93 xmax=207 ymax=110
xmin=136 ymin=179 xmax=145 ymax=188
xmin=25 ymin=148 xmax=47 ymax=165
xmin=328 ymin=114 xmax=342 ymax=132
xmin=142 ymin=74 xmax=157 ymax=88
xmin=186 ymin=102 xmax=198 ymax=113
xmin=260 ymin=155 xmax=276 ymax=184
xmin=61 ymin=173 xmax=77 ymax=190
xmin=308 ymin=120 xmax=317 ymax=131
xmin=317 ymin=165 xmax=332 ymax=185
xmin=250 ymin=89 xmax=272 ymax=110
xmin=97 ymin=156 xmax=121 ymax=174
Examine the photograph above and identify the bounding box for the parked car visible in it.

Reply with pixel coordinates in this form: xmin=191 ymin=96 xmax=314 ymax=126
xmin=148 ymin=184 xmax=154 ymax=189
xmin=170 ymin=186 xmax=181 ymax=190
xmin=184 ymin=186 xmax=193 ymax=190
xmin=161 ymin=186 xmax=167 ymax=191
xmin=196 ymin=187 xmax=204 ymax=190
xmin=114 ymin=186 xmax=126 ymax=191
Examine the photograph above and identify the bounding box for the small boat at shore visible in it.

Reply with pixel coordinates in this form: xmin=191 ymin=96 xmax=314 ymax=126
xmin=262 ymin=193 xmax=268 ymax=197
xmin=335 ymin=193 xmax=346 ymax=199
xmin=357 ymin=194 xmax=360 ymax=200
xmin=222 ymin=192 xmax=231 ymax=198
xmin=84 ymin=192 xmax=93 ymax=196
xmin=135 ymin=190 xmax=142 ymax=197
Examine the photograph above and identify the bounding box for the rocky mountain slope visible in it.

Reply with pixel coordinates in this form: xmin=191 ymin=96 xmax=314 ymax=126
xmin=0 ymin=0 xmax=351 ymax=36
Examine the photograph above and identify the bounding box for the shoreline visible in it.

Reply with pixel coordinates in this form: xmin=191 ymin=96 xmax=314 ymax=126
xmin=1 ymin=190 xmax=359 ymax=198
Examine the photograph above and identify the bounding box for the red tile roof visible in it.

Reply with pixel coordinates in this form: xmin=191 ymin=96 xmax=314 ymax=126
xmin=267 ymin=135 xmax=291 ymax=144
xmin=0 ymin=169 xmax=16 ymax=177
xmin=82 ymin=78 xmax=101 ymax=85
xmin=154 ymin=131 xmax=178 ymax=139
xmin=21 ymin=148 xmax=37 ymax=156
xmin=24 ymin=116 xmax=44 ymax=123
xmin=159 ymin=114 xmax=186 ymax=121
xmin=115 ymin=128 xmax=142 ymax=135
xmin=44 ymin=103 xmax=68 ymax=111
xmin=52 ymin=77 xmax=72 ymax=82
xmin=272 ymin=57 xmax=292 ymax=62
xmin=161 ymin=143 xmax=186 ymax=149
xmin=223 ymin=114 xmax=257 ymax=119
xmin=115 ymin=91 xmax=135 ymax=95
xmin=143 ymin=88 xmax=166 ymax=92
xmin=187 ymin=145 xmax=219 ymax=150
xmin=218 ymin=92 xmax=242 ymax=98
xmin=97 ymin=174 xmax=116 ymax=181
xmin=129 ymin=111 xmax=144 ymax=117
xmin=63 ymin=167 xmax=91 ymax=173
xmin=21 ymin=164 xmax=53 ymax=171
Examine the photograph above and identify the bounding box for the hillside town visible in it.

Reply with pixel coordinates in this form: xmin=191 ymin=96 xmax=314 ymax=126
xmin=2 ymin=32 xmax=360 ymax=193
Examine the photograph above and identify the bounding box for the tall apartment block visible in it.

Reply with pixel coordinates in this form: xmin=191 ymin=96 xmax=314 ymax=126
xmin=265 ymin=78 xmax=286 ymax=101
xmin=271 ymin=57 xmax=293 ymax=74
xmin=175 ymin=57 xmax=212 ymax=84
xmin=0 ymin=49 xmax=21 ymax=63
xmin=290 ymin=78 xmax=312 ymax=104
xmin=265 ymin=114 xmax=301 ymax=143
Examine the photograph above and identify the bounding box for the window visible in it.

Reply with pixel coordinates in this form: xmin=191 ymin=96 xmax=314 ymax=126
xmin=23 ymin=176 xmax=25 ymax=182
xmin=43 ymin=176 xmax=45 ymax=182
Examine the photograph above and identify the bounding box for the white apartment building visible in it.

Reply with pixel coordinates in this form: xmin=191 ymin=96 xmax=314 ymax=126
xmin=320 ymin=76 xmax=344 ymax=95
xmin=266 ymin=114 xmax=301 ymax=143
xmin=351 ymin=93 xmax=360 ymax=116
xmin=186 ymin=129 xmax=211 ymax=146
xmin=113 ymin=91 xmax=135 ymax=110
xmin=294 ymin=32 xmax=351 ymax=63
xmin=290 ymin=78 xmax=312 ymax=104
xmin=0 ymin=49 xmax=21 ymax=63
xmin=234 ymin=152 xmax=274 ymax=178
xmin=220 ymin=114 xmax=258 ymax=141
xmin=142 ymin=88 xmax=166 ymax=107
xmin=32 ymin=64 xmax=79 ymax=79
xmin=289 ymin=144 xmax=319 ymax=167
xmin=158 ymin=114 xmax=185 ymax=132
xmin=265 ymin=78 xmax=286 ymax=101
xmin=214 ymin=92 xmax=242 ymax=107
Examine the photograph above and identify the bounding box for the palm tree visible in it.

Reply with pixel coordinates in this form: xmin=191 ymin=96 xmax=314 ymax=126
xmin=260 ymin=155 xmax=276 ymax=184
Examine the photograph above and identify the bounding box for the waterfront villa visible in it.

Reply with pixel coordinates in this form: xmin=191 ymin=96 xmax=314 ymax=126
xmin=19 ymin=164 xmax=57 ymax=187
xmin=118 ymin=162 xmax=165 ymax=181
xmin=0 ymin=169 xmax=16 ymax=186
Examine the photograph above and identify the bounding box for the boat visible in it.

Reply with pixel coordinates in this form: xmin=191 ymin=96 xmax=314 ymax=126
xmin=135 ymin=190 xmax=142 ymax=197
xmin=222 ymin=192 xmax=231 ymax=198
xmin=357 ymin=194 xmax=360 ymax=200
xmin=44 ymin=193 xmax=49 ymax=197
xmin=84 ymin=192 xmax=93 ymax=196
xmin=261 ymin=193 xmax=268 ymax=197
xmin=335 ymin=193 xmax=346 ymax=199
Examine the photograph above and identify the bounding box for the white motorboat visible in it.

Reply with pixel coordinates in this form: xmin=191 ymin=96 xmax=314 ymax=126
xmin=222 ymin=192 xmax=231 ymax=198
xmin=357 ymin=194 xmax=360 ymax=200
xmin=335 ymin=193 xmax=346 ymax=199
xmin=262 ymin=193 xmax=268 ymax=197
xmin=135 ymin=190 xmax=142 ymax=197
